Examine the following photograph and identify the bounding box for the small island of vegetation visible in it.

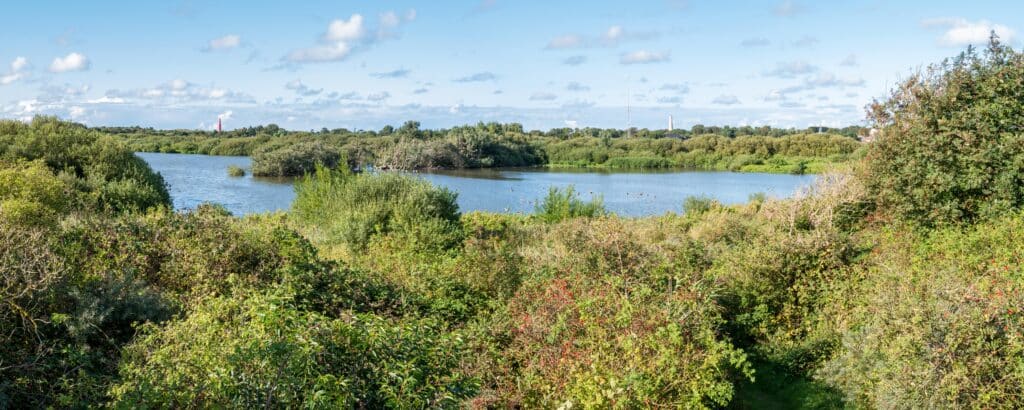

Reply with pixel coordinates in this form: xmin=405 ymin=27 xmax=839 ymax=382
xmin=226 ymin=164 xmax=245 ymax=177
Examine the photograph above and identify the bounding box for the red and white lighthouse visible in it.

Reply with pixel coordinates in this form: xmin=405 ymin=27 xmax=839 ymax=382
xmin=216 ymin=117 xmax=222 ymax=133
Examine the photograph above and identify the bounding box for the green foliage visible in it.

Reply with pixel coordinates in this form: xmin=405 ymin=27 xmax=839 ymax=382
xmin=226 ymin=164 xmax=245 ymax=177
xmin=251 ymin=140 xmax=341 ymax=177
xmin=110 ymin=292 xmax=477 ymax=408
xmin=865 ymin=37 xmax=1024 ymax=226
xmin=0 ymin=160 xmax=72 ymax=226
xmin=820 ymin=215 xmax=1024 ymax=408
xmin=475 ymin=219 xmax=752 ymax=408
xmin=0 ymin=116 xmax=170 ymax=214
xmin=533 ymin=185 xmax=606 ymax=223
xmin=292 ymin=167 xmax=463 ymax=253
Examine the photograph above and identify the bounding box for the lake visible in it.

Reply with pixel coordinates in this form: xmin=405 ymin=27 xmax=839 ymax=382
xmin=138 ymin=152 xmax=817 ymax=217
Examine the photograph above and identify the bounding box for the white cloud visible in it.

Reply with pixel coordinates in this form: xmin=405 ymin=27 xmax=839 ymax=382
xmin=740 ymin=37 xmax=771 ymax=47
xmin=105 ymin=79 xmax=250 ymax=104
xmin=840 ymin=54 xmax=858 ymax=67
xmin=604 ymin=25 xmax=624 ymax=41
xmin=566 ymin=82 xmax=590 ymax=92
xmin=207 ymin=34 xmax=241 ymax=51
xmin=366 ymin=92 xmax=390 ymax=102
xmin=546 ymin=35 xmax=583 ymax=49
xmin=218 ymin=110 xmax=233 ymax=120
xmin=774 ymin=0 xmax=802 ymax=16
xmin=659 ymin=83 xmax=690 ymax=94
xmin=287 ymin=12 xmax=412 ymax=63
xmin=69 ymin=106 xmax=86 ymax=119
xmin=764 ymin=61 xmax=818 ymax=78
xmin=620 ymin=50 xmax=670 ymax=64
xmin=11 ymin=57 xmax=28 ymax=72
xmin=529 ymin=92 xmax=558 ymax=101
xmin=792 ymin=35 xmax=818 ymax=48
xmin=563 ymin=55 xmax=587 ymax=66
xmin=712 ymin=95 xmax=741 ymax=105
xmin=324 ymin=14 xmax=366 ymax=42
xmin=87 ymin=96 xmax=126 ymax=104
xmin=370 ymin=68 xmax=410 ymax=79
xmin=205 ymin=88 xmax=227 ymax=99
xmin=287 ymin=43 xmax=353 ymax=63
xmin=0 ymin=73 xmax=22 ymax=85
xmin=454 ymin=72 xmax=497 ymax=82
xmin=49 ymin=52 xmax=90 ymax=73
xmin=805 ymin=72 xmax=864 ymax=88
xmin=380 ymin=11 xmax=400 ymax=28
xmin=169 ymin=79 xmax=189 ymax=91
xmin=771 ymin=71 xmax=866 ymax=97
xmin=547 ymin=25 xmax=657 ymax=49
xmin=285 ymin=79 xmax=323 ymax=96
xmin=923 ymin=18 xmax=1015 ymax=46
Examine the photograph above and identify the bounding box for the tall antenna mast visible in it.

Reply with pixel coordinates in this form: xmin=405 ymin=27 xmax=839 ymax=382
xmin=627 ymin=88 xmax=632 ymax=137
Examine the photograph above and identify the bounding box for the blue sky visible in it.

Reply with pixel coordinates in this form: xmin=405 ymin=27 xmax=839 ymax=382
xmin=0 ymin=0 xmax=1019 ymax=130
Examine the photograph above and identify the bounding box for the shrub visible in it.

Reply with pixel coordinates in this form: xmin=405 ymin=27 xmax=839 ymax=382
xmin=0 ymin=160 xmax=71 ymax=226
xmin=227 ymin=164 xmax=245 ymax=177
xmin=0 ymin=117 xmax=170 ymax=213
xmin=683 ymin=195 xmax=720 ymax=215
xmin=533 ymin=185 xmax=606 ymax=223
xmin=475 ymin=219 xmax=751 ymax=408
xmin=821 ymin=215 xmax=1024 ymax=408
xmin=251 ymin=141 xmax=341 ymax=177
xmin=292 ymin=167 xmax=463 ymax=253
xmin=110 ymin=292 xmax=478 ymax=408
xmin=865 ymin=37 xmax=1024 ymax=226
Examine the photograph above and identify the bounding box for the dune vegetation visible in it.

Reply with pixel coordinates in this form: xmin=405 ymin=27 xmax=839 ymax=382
xmin=2 ymin=39 xmax=1024 ymax=408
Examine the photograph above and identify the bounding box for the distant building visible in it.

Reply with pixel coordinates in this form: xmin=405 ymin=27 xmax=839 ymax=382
xmin=668 ymin=115 xmax=674 ymax=131
xmin=217 ymin=117 xmax=222 ymax=133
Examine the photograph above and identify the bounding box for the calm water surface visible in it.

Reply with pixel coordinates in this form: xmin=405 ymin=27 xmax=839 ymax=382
xmin=139 ymin=152 xmax=817 ymax=216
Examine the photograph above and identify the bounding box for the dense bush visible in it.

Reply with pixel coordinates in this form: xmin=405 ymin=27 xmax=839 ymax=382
xmin=292 ymin=167 xmax=463 ymax=253
xmin=251 ymin=141 xmax=341 ymax=177
xmin=0 ymin=160 xmax=73 ymax=226
xmin=821 ymin=215 xmax=1024 ymax=408
xmin=110 ymin=292 xmax=477 ymax=408
xmin=472 ymin=219 xmax=751 ymax=408
xmin=0 ymin=205 xmax=331 ymax=406
xmin=0 ymin=117 xmax=170 ymax=214
xmin=865 ymin=37 xmax=1024 ymax=226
